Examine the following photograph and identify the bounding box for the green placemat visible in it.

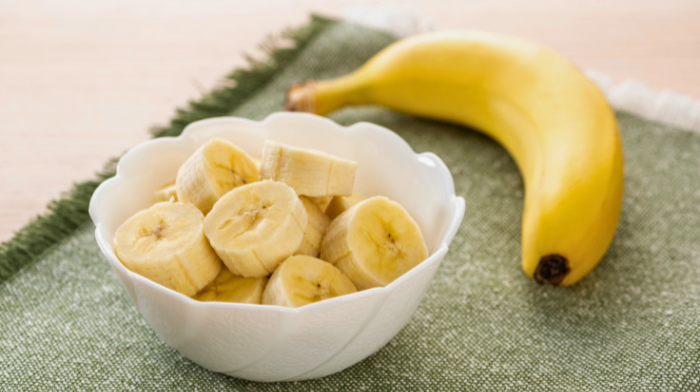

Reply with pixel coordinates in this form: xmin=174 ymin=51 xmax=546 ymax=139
xmin=2 ymin=15 xmax=700 ymax=392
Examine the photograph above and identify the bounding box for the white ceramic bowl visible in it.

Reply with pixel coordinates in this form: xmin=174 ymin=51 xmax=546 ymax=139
xmin=89 ymin=113 xmax=465 ymax=382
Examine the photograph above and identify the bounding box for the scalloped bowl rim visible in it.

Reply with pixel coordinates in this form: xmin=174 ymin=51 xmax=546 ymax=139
xmin=89 ymin=112 xmax=465 ymax=316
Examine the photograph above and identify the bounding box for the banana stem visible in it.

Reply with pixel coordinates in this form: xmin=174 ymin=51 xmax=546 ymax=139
xmin=285 ymin=74 xmax=365 ymax=115
xmin=285 ymin=81 xmax=317 ymax=113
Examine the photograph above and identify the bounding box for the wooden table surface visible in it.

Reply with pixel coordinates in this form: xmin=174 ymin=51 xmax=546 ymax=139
xmin=1 ymin=0 xmax=699 ymax=241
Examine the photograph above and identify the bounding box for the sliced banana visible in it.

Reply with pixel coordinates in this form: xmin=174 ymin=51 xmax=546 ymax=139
xmin=307 ymin=195 xmax=333 ymax=212
xmin=194 ymin=268 xmax=267 ymax=304
xmin=113 ymin=202 xmax=223 ymax=297
xmin=295 ymin=196 xmax=332 ymax=257
xmin=320 ymin=196 xmax=428 ymax=290
xmin=259 ymin=140 xmax=357 ymax=197
xmin=153 ymin=180 xmax=178 ymax=203
xmin=204 ymin=180 xmax=308 ymax=278
xmin=262 ymin=255 xmax=357 ymax=308
xmin=251 ymin=157 xmax=261 ymax=170
xmin=325 ymin=193 xmax=365 ymax=220
xmin=177 ymin=138 xmax=259 ymax=214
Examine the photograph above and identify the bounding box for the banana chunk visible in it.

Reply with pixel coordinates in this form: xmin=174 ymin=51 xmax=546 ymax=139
xmin=307 ymin=195 xmax=333 ymax=212
xmin=177 ymin=138 xmax=259 ymax=214
xmin=262 ymin=255 xmax=357 ymax=308
xmin=325 ymin=193 xmax=365 ymax=220
xmin=195 ymin=268 xmax=267 ymax=304
xmin=259 ymin=140 xmax=357 ymax=197
xmin=153 ymin=180 xmax=178 ymax=203
xmin=320 ymin=196 xmax=428 ymax=290
xmin=204 ymin=180 xmax=308 ymax=278
xmin=113 ymin=202 xmax=223 ymax=297
xmin=295 ymin=196 xmax=332 ymax=257
xmin=251 ymin=157 xmax=261 ymax=170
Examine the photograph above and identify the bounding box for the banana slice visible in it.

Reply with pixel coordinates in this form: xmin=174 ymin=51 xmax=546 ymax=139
xmin=295 ymin=196 xmax=332 ymax=257
xmin=113 ymin=202 xmax=223 ymax=297
xmin=307 ymin=195 xmax=333 ymax=212
xmin=262 ymin=255 xmax=357 ymax=308
xmin=177 ymin=138 xmax=259 ymax=214
xmin=204 ymin=180 xmax=308 ymax=278
xmin=194 ymin=268 xmax=268 ymax=304
xmin=325 ymin=193 xmax=365 ymax=220
xmin=320 ymin=196 xmax=428 ymax=290
xmin=153 ymin=180 xmax=178 ymax=203
xmin=251 ymin=157 xmax=261 ymax=170
xmin=259 ymin=140 xmax=357 ymax=197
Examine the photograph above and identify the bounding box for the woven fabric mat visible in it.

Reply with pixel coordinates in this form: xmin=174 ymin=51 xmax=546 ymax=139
xmin=3 ymin=17 xmax=700 ymax=392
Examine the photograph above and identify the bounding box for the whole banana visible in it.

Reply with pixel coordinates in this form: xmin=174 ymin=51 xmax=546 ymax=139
xmin=286 ymin=31 xmax=624 ymax=286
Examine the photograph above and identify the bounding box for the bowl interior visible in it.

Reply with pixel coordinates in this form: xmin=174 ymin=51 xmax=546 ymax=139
xmin=91 ymin=113 xmax=460 ymax=284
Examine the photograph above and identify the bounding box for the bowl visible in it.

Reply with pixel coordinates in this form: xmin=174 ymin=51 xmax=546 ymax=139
xmin=89 ymin=112 xmax=465 ymax=382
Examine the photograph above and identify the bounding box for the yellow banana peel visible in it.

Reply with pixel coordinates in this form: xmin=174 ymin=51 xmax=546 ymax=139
xmin=285 ymin=31 xmax=624 ymax=287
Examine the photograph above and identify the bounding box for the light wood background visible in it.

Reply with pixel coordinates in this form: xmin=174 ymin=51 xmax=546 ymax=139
xmin=1 ymin=0 xmax=699 ymax=241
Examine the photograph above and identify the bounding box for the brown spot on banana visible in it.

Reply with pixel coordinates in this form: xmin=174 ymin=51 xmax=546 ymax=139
xmin=534 ymin=254 xmax=570 ymax=286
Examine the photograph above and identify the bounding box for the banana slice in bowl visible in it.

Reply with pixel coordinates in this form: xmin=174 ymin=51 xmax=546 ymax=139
xmin=113 ymin=201 xmax=223 ymax=297
xmin=153 ymin=180 xmax=178 ymax=203
xmin=204 ymin=180 xmax=307 ymax=278
xmin=260 ymin=140 xmax=357 ymax=197
xmin=294 ymin=196 xmax=332 ymax=257
xmin=306 ymin=195 xmax=333 ymax=212
xmin=89 ymin=113 xmax=465 ymax=382
xmin=195 ymin=268 xmax=267 ymax=304
xmin=321 ymin=196 xmax=429 ymax=290
xmin=177 ymin=138 xmax=259 ymax=214
xmin=262 ymin=255 xmax=357 ymax=308
xmin=325 ymin=192 xmax=365 ymax=219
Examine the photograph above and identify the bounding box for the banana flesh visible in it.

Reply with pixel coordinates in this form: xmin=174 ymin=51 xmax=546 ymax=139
xmin=204 ymin=180 xmax=308 ymax=278
xmin=286 ymin=31 xmax=624 ymax=286
xmin=295 ymin=196 xmax=332 ymax=257
xmin=261 ymin=255 xmax=357 ymax=308
xmin=307 ymin=195 xmax=333 ymax=212
xmin=194 ymin=268 xmax=267 ymax=304
xmin=251 ymin=157 xmax=261 ymax=170
xmin=320 ymin=196 xmax=428 ymax=290
xmin=259 ymin=140 xmax=357 ymax=197
xmin=153 ymin=180 xmax=178 ymax=203
xmin=113 ymin=202 xmax=223 ymax=297
xmin=177 ymin=138 xmax=259 ymax=214
xmin=325 ymin=193 xmax=365 ymax=220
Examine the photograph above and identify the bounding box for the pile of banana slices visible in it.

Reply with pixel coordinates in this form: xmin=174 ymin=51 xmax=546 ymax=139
xmin=113 ymin=138 xmax=428 ymax=308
